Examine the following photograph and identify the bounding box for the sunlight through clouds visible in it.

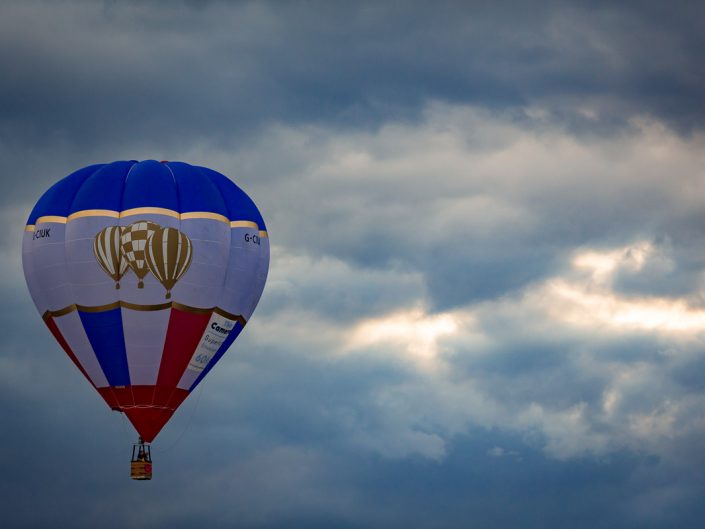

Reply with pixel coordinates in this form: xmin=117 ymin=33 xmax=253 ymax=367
xmin=345 ymin=307 xmax=460 ymax=367
xmin=547 ymin=243 xmax=705 ymax=333
xmin=573 ymin=241 xmax=654 ymax=282
xmin=549 ymin=280 xmax=705 ymax=332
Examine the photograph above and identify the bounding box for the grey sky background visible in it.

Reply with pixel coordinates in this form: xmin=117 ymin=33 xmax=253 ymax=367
xmin=2 ymin=1 xmax=705 ymax=528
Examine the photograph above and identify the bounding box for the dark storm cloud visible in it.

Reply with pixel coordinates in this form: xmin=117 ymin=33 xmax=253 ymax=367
xmin=1 ymin=0 xmax=705 ymax=158
xmin=4 ymin=1 xmax=705 ymax=529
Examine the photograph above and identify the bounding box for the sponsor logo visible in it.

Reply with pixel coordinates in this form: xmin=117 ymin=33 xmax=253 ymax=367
xmin=211 ymin=322 xmax=232 ymax=335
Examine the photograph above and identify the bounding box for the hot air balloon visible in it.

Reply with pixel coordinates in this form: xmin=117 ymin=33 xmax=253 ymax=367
xmin=22 ymin=160 xmax=269 ymax=479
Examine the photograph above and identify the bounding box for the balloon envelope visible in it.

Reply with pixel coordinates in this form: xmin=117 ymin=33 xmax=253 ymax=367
xmin=22 ymin=160 xmax=269 ymax=441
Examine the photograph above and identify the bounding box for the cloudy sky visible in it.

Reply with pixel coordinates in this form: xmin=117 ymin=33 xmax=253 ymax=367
xmin=3 ymin=1 xmax=705 ymax=527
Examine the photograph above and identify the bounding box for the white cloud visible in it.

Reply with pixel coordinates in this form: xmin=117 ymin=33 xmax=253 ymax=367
xmin=203 ymin=107 xmax=705 ymax=464
xmin=345 ymin=306 xmax=461 ymax=368
xmin=541 ymin=243 xmax=705 ymax=334
xmin=243 ymin=237 xmax=705 ymax=461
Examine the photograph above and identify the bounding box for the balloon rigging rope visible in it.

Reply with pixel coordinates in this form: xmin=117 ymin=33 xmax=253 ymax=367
xmin=112 ymin=385 xmax=203 ymax=456
xmin=119 ymin=412 xmax=131 ymax=441
xmin=159 ymin=384 xmax=204 ymax=453
xmin=113 ymin=409 xmax=136 ymax=456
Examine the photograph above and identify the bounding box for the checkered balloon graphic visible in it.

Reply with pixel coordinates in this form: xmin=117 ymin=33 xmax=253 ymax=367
xmin=120 ymin=221 xmax=162 ymax=288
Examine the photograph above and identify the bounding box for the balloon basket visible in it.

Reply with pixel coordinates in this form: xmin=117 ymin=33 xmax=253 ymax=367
xmin=130 ymin=438 xmax=153 ymax=480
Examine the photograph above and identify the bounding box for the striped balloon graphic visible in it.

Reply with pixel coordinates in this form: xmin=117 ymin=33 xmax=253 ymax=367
xmin=145 ymin=227 xmax=193 ymax=299
xmin=121 ymin=220 xmax=161 ymax=288
xmin=93 ymin=226 xmax=129 ymax=289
